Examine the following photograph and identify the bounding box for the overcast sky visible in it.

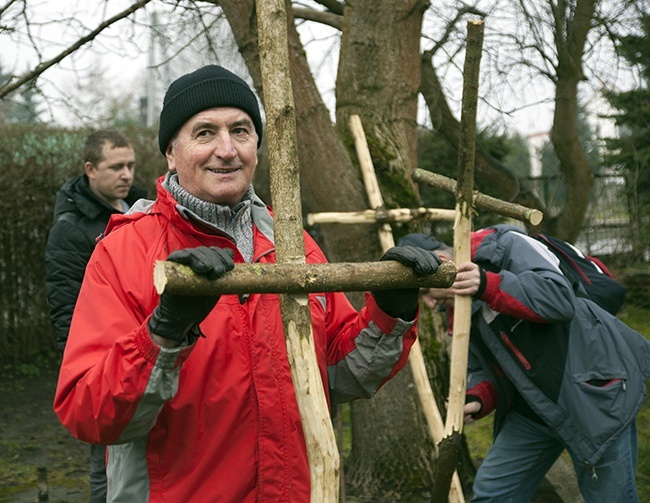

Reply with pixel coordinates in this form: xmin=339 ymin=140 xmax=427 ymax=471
xmin=1 ymin=0 xmax=557 ymax=136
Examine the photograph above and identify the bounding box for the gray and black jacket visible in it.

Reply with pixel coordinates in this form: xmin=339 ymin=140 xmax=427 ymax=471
xmin=465 ymin=224 xmax=650 ymax=469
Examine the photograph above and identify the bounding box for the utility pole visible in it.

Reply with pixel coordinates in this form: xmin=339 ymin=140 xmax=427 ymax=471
xmin=146 ymin=10 xmax=157 ymax=128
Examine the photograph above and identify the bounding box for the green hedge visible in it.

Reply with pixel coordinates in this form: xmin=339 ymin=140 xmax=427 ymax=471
xmin=0 ymin=124 xmax=167 ymax=363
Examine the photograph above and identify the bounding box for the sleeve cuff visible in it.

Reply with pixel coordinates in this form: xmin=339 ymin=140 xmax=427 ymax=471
xmin=467 ymin=380 xmax=498 ymax=419
xmin=478 ymin=270 xmax=500 ymax=302
xmin=364 ymin=292 xmax=418 ymax=333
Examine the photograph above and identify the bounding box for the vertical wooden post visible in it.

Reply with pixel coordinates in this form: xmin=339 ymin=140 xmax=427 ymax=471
xmin=444 ymin=20 xmax=484 ymax=438
xmin=256 ymin=0 xmax=339 ymax=501
xmin=428 ymin=20 xmax=485 ymax=501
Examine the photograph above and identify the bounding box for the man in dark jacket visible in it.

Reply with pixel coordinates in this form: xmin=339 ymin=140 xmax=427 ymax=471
xmin=44 ymin=129 xmax=147 ymax=503
xmin=401 ymin=226 xmax=650 ymax=503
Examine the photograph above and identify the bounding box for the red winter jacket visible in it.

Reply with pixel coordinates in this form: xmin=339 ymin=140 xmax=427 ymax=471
xmin=54 ymin=176 xmax=417 ymax=502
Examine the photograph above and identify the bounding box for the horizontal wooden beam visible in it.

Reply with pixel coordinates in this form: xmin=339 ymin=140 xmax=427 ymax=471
xmin=413 ymin=168 xmax=543 ymax=225
xmin=306 ymin=207 xmax=456 ymax=226
xmin=154 ymin=260 xmax=457 ymax=296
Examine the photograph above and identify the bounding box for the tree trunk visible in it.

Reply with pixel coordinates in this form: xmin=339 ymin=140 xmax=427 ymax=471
xmin=336 ymin=0 xmax=427 ymax=212
xmin=546 ymin=0 xmax=597 ymax=242
xmin=334 ymin=1 xmax=470 ymax=500
xmin=550 ymin=77 xmax=592 ymax=242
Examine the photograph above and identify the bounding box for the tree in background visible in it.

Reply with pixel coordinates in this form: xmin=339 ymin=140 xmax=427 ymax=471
xmin=538 ymin=103 xmax=602 ymax=216
xmin=603 ymin=14 xmax=650 ymax=262
xmin=0 ymin=62 xmax=41 ymax=124
xmin=1 ymin=1 xmax=648 ymax=243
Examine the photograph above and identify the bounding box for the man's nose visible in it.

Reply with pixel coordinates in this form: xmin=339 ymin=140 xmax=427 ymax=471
xmin=213 ymin=135 xmax=237 ymax=159
xmin=120 ymin=166 xmax=134 ymax=180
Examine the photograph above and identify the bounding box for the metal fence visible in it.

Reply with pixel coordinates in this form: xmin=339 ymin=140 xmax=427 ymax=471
xmin=528 ymin=172 xmax=633 ymax=257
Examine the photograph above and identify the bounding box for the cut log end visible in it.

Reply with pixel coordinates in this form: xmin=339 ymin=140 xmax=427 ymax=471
xmin=153 ymin=260 xmax=168 ymax=295
xmin=431 ymin=431 xmax=464 ymax=501
xmin=529 ymin=209 xmax=543 ymax=226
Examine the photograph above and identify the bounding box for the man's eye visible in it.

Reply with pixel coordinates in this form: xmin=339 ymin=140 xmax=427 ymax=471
xmin=232 ymin=127 xmax=249 ymax=135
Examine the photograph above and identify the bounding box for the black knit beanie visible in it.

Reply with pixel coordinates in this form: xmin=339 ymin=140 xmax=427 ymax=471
xmin=158 ymin=65 xmax=263 ymax=154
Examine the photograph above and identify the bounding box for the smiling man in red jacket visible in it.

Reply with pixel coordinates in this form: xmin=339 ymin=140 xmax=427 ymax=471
xmin=53 ymin=65 xmax=442 ymax=502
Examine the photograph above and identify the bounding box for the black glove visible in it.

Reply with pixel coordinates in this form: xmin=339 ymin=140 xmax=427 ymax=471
xmin=372 ymin=246 xmax=442 ymax=320
xmin=148 ymin=246 xmax=235 ymax=343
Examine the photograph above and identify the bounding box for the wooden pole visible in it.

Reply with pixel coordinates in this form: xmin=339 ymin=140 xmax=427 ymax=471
xmin=412 ymin=169 xmax=543 ymax=225
xmin=350 ymin=114 xmax=465 ymax=503
xmin=431 ymin=21 xmax=484 ymax=501
xmin=154 ymin=260 xmax=457 ymax=296
xmin=256 ymin=0 xmax=338 ymax=500
xmin=306 ymin=207 xmax=457 ymax=226
xmin=445 ymin=18 xmax=484 ymax=438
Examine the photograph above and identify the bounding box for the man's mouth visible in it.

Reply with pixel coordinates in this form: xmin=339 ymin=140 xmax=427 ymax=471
xmin=208 ymin=167 xmax=239 ymax=174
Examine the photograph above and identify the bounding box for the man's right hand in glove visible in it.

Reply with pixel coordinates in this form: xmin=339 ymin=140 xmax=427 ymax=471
xmin=148 ymin=246 xmax=235 ymax=347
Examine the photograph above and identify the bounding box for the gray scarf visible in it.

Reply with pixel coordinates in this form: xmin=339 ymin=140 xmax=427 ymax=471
xmin=168 ymin=173 xmax=255 ymax=262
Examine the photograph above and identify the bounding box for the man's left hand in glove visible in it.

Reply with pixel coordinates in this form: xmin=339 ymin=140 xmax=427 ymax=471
xmin=371 ymin=246 xmax=443 ymax=320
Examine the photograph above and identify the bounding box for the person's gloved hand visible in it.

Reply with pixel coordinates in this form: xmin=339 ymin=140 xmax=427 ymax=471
xmin=372 ymin=246 xmax=442 ymax=320
xmin=148 ymin=246 xmax=235 ymax=343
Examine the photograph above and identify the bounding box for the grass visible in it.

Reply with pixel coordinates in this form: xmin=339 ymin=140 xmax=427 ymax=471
xmin=0 ymin=356 xmax=90 ymax=503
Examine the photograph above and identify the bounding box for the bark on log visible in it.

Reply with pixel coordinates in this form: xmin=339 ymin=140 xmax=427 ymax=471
xmin=412 ymin=169 xmax=543 ymax=226
xmin=430 ymin=433 xmax=464 ymax=503
xmin=445 ymin=20 xmax=484 ymax=437
xmin=154 ymin=260 xmax=457 ymax=296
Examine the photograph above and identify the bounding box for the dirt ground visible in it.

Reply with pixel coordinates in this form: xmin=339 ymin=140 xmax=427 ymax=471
xmin=1 ymin=356 xmax=644 ymax=502
xmin=0 ymin=359 xmax=90 ymax=503
xmin=0 ymin=358 xmax=565 ymax=503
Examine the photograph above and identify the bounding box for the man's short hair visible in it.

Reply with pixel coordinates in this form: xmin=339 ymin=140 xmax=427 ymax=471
xmin=84 ymin=129 xmax=132 ymax=166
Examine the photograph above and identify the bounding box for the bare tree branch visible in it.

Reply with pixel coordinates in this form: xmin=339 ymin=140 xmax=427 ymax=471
xmin=0 ymin=0 xmax=153 ymax=99
xmin=311 ymin=0 xmax=343 ymax=16
xmin=292 ymin=6 xmax=342 ymax=29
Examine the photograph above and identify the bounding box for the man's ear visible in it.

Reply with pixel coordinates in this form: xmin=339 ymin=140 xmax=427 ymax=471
xmin=83 ymin=161 xmax=95 ymax=178
xmin=165 ymin=144 xmax=177 ymax=172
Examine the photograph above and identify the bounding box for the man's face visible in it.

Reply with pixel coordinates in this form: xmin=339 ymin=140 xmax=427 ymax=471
xmin=85 ymin=143 xmax=135 ymax=207
xmin=166 ymin=107 xmax=259 ymax=207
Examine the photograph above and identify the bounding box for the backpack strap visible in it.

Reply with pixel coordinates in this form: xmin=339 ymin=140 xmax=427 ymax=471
xmin=530 ymin=233 xmax=626 ymax=315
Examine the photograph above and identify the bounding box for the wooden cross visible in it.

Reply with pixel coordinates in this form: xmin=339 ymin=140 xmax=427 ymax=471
xmin=304 ymin=20 xmax=543 ymax=501
xmin=295 ymin=110 xmax=543 ymax=501
xmin=349 ymin=113 xmax=466 ymax=503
